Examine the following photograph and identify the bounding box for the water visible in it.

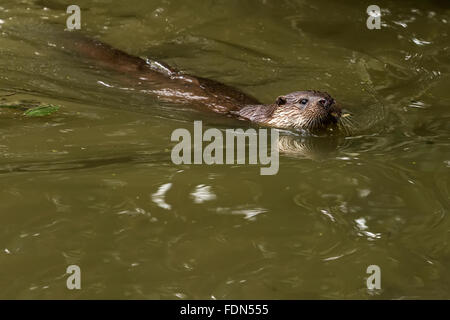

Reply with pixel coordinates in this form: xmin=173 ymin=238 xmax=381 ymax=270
xmin=0 ymin=0 xmax=449 ymax=299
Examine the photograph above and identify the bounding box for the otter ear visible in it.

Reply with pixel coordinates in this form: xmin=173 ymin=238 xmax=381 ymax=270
xmin=276 ymin=96 xmax=287 ymax=105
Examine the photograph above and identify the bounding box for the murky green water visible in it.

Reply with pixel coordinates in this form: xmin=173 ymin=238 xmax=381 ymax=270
xmin=0 ymin=0 xmax=449 ymax=299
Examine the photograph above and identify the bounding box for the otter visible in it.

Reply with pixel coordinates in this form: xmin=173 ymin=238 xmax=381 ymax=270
xmin=68 ymin=37 xmax=342 ymax=132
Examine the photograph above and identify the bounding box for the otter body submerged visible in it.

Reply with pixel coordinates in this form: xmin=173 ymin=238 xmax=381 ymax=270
xmin=70 ymin=37 xmax=342 ymax=132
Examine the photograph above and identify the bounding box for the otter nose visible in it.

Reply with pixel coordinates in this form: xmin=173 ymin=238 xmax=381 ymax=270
xmin=318 ymin=98 xmax=334 ymax=108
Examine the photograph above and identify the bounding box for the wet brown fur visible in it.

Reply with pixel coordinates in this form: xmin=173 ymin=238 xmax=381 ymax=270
xmin=69 ymin=37 xmax=341 ymax=132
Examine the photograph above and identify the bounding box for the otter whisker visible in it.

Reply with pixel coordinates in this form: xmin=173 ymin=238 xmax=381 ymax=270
xmin=341 ymin=115 xmax=355 ymax=128
xmin=338 ymin=115 xmax=355 ymax=135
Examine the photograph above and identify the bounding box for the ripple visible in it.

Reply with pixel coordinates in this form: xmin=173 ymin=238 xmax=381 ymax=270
xmin=412 ymin=38 xmax=432 ymax=46
xmin=215 ymin=206 xmax=267 ymax=221
xmin=152 ymin=183 xmax=172 ymax=210
xmin=190 ymin=184 xmax=216 ymax=204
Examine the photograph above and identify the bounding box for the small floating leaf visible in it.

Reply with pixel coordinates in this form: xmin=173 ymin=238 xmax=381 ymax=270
xmin=23 ymin=105 xmax=60 ymax=117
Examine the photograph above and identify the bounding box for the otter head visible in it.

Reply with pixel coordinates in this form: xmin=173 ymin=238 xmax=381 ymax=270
xmin=269 ymin=91 xmax=341 ymax=132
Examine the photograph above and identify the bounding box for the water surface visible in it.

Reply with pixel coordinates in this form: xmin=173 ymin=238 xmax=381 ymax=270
xmin=0 ymin=0 xmax=449 ymax=299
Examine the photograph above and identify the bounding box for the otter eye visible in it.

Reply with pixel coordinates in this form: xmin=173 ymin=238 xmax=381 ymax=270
xmin=300 ymin=99 xmax=308 ymax=105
